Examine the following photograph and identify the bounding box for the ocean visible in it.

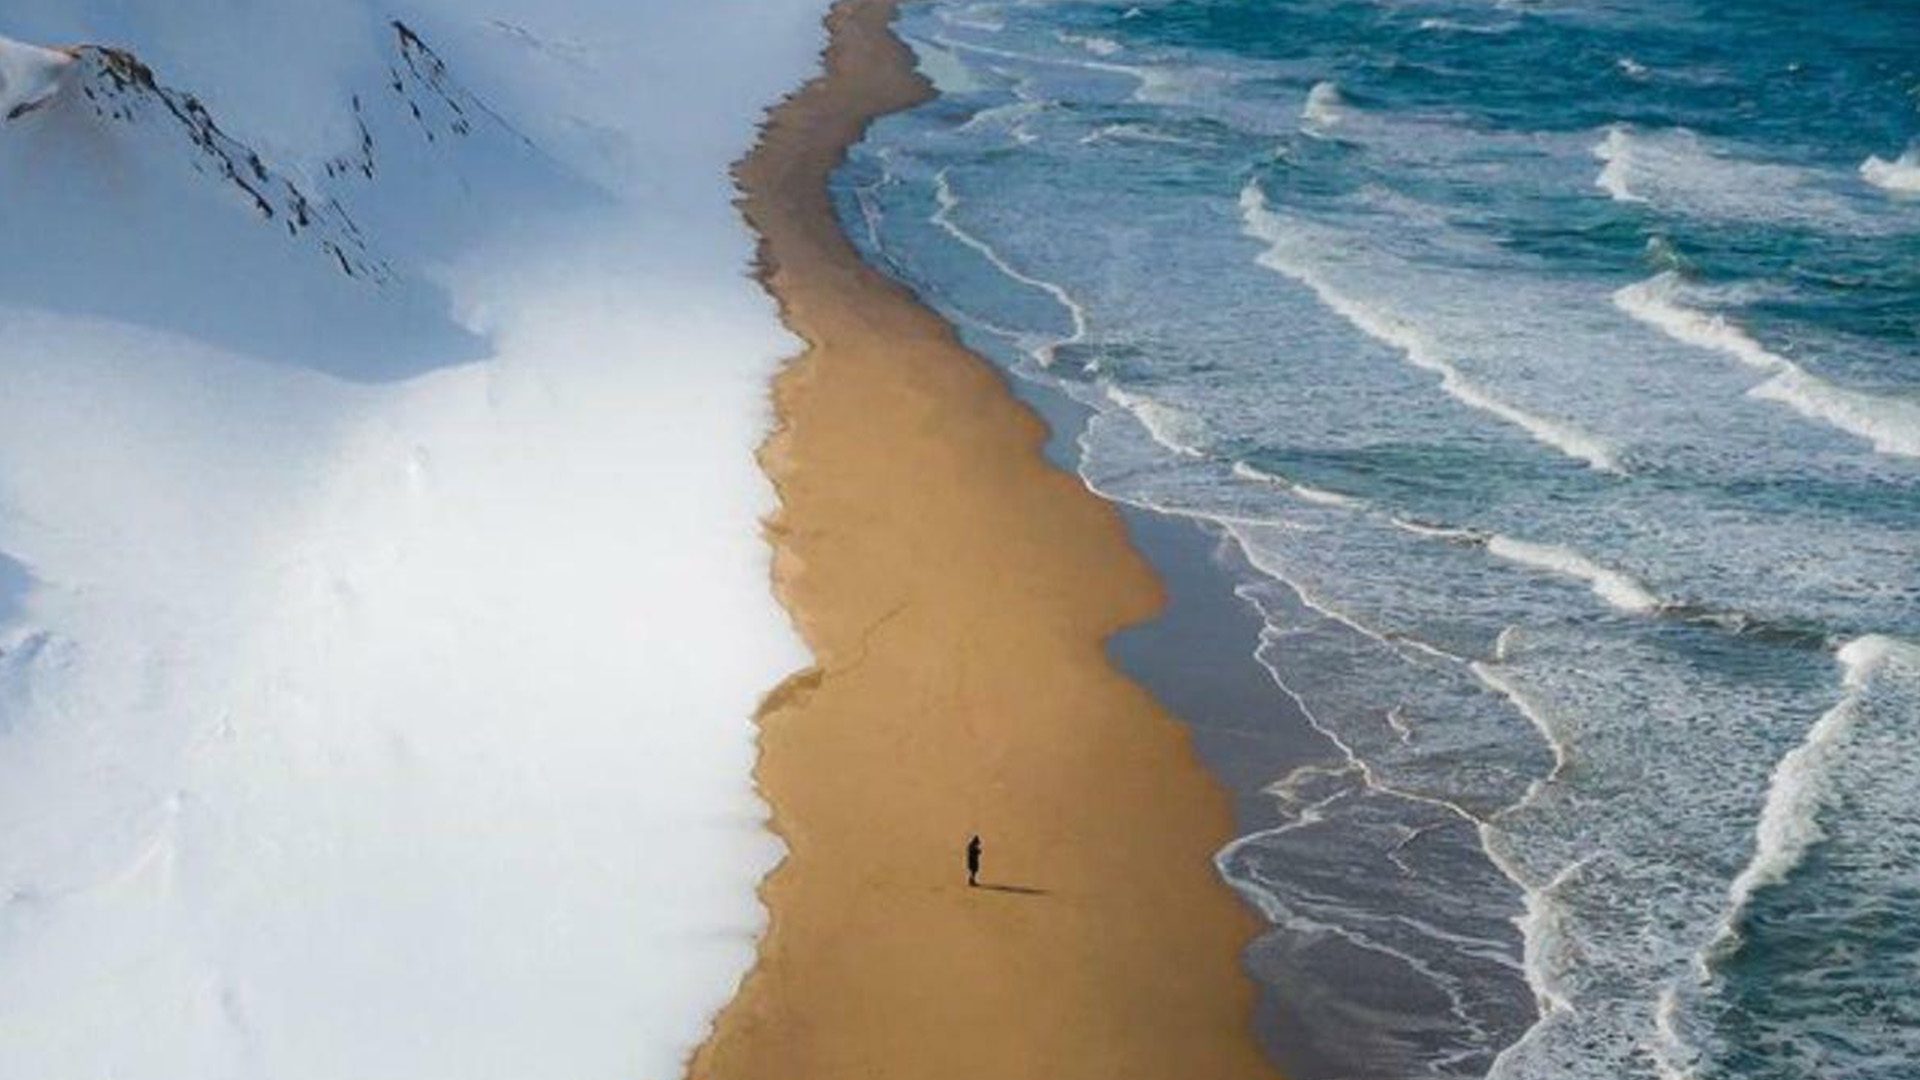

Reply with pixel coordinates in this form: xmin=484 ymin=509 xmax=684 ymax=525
xmin=835 ymin=1 xmax=1920 ymax=1077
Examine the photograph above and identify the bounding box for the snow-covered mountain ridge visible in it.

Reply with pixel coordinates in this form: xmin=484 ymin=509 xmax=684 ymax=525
xmin=12 ymin=19 xmax=573 ymax=290
xmin=68 ymin=39 xmax=390 ymax=281
xmin=0 ymin=34 xmax=69 ymax=120
xmin=0 ymin=3 xmax=829 ymax=1077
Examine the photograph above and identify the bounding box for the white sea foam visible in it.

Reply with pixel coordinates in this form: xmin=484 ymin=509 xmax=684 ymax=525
xmin=1592 ymin=125 xmax=1645 ymax=202
xmin=1651 ymin=982 xmax=1702 ymax=1080
xmin=932 ymin=33 xmax=1180 ymax=105
xmin=1592 ymin=124 xmax=1870 ymax=231
xmin=1106 ymin=385 xmax=1206 ymax=457
xmin=1473 ymin=657 xmax=1573 ymax=780
xmin=1705 ymin=636 xmax=1920 ymax=963
xmin=1511 ymin=856 xmax=1587 ymax=1018
xmin=1471 ymin=662 xmax=1584 ymax=1065
xmin=1231 ymin=460 xmax=1363 ymax=507
xmin=1229 ymin=531 xmax=1409 ymax=660
xmin=1291 ymin=482 xmax=1358 ymax=508
xmin=1301 ymin=79 xmax=1345 ymax=130
xmin=1485 ymin=536 xmax=1663 ymax=614
xmin=959 ymin=99 xmax=1043 ymax=135
xmin=1418 ymin=17 xmax=1514 ymax=35
xmin=905 ymin=36 xmax=985 ymax=93
xmin=1390 ymin=516 xmax=1483 ymax=543
xmin=1079 ymin=121 xmax=1207 ymax=148
xmin=931 ymin=169 xmax=1089 ymax=365
xmin=1860 ymin=146 xmax=1920 ymax=195
xmin=1221 ymin=812 xmax=1511 ymax=1056
xmin=937 ymin=4 xmax=1006 ymax=33
xmin=1616 ymin=271 xmax=1920 ymax=457
xmin=1239 ymin=182 xmax=1623 ymax=473
xmin=1056 ymin=32 xmax=1123 ymax=57
xmin=852 ymin=150 xmax=896 ymax=255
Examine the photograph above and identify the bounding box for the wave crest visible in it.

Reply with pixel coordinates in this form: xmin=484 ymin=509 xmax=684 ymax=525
xmin=1239 ymin=182 xmax=1623 ymax=473
xmin=1860 ymin=146 xmax=1920 ymax=196
xmin=1706 ymin=636 xmax=1920 ymax=963
xmin=1615 ymin=271 xmax=1920 ymax=457
xmin=1484 ymin=536 xmax=1663 ymax=614
xmin=1301 ymin=80 xmax=1345 ymax=130
xmin=1592 ymin=124 xmax=1874 ymax=232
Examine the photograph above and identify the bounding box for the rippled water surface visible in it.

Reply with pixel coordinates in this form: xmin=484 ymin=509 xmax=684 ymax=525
xmin=838 ymin=2 xmax=1920 ymax=1077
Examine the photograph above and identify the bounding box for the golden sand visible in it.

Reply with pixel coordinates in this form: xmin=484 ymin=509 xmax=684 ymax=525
xmin=688 ymin=2 xmax=1284 ymax=1077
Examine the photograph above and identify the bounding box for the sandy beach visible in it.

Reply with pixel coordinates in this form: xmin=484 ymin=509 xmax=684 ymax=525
xmin=687 ymin=1 xmax=1284 ymax=1077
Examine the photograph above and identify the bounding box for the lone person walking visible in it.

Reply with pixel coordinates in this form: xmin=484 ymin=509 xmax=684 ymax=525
xmin=966 ymin=834 xmax=982 ymax=887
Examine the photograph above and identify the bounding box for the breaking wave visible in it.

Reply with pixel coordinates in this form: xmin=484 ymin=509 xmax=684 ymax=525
xmin=1615 ymin=272 xmax=1920 ymax=457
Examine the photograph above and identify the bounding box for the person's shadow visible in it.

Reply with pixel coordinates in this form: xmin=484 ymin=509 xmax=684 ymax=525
xmin=977 ymin=882 xmax=1048 ymax=896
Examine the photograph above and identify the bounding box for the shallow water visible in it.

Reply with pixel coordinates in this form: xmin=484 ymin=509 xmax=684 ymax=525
xmin=836 ymin=1 xmax=1920 ymax=1076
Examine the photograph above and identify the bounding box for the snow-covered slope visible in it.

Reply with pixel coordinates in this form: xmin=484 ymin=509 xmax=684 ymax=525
xmin=0 ymin=2 xmax=824 ymax=1077
xmin=0 ymin=34 xmax=70 ymax=120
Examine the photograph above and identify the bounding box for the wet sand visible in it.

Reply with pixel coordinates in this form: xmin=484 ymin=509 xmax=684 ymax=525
xmin=687 ymin=1 xmax=1285 ymax=1077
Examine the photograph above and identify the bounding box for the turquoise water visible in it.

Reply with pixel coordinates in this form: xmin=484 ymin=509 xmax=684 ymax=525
xmin=836 ymin=2 xmax=1920 ymax=1077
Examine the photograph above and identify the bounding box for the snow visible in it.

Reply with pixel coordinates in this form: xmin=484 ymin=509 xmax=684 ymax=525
xmin=0 ymin=34 xmax=69 ymax=120
xmin=0 ymin=2 xmax=826 ymax=1077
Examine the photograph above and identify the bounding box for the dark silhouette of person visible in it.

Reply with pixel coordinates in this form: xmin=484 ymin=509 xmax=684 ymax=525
xmin=966 ymin=834 xmax=982 ymax=887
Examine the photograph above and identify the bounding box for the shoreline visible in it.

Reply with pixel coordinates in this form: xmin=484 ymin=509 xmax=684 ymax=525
xmin=688 ymin=0 xmax=1286 ymax=1077
xmin=953 ymin=322 xmax=1363 ymax=1080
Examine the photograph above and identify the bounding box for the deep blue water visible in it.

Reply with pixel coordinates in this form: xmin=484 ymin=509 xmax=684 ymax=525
xmin=835 ymin=2 xmax=1920 ymax=1077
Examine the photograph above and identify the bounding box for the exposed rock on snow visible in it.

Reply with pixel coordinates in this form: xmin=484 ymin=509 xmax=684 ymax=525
xmin=16 ymin=21 xmax=554 ymax=284
xmin=0 ymin=1 xmax=833 ymax=1076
